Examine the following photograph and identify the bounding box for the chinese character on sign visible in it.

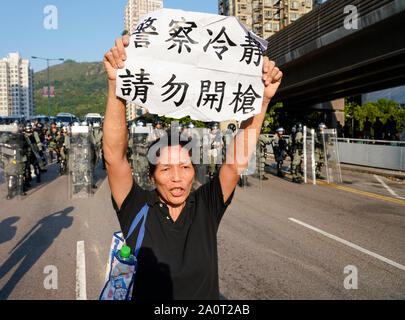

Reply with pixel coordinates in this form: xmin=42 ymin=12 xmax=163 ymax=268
xmin=240 ymin=33 xmax=264 ymax=66
xmin=118 ymin=69 xmax=135 ymax=97
xmin=203 ymin=26 xmax=237 ymax=60
xmin=133 ymin=17 xmax=159 ymax=48
xmin=118 ymin=68 xmax=154 ymax=103
xmin=229 ymin=83 xmax=262 ymax=114
xmin=165 ymin=17 xmax=199 ymax=53
xmin=197 ymin=80 xmax=226 ymax=112
xmin=161 ymin=74 xmax=189 ymax=107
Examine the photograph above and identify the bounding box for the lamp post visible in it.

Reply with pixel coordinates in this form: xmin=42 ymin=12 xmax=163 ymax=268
xmin=31 ymin=56 xmax=64 ymax=117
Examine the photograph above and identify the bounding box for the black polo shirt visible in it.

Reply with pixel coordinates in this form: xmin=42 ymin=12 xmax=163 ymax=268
xmin=112 ymin=175 xmax=234 ymax=300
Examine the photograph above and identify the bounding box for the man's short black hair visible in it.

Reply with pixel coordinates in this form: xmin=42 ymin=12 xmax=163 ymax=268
xmin=146 ymin=132 xmax=196 ymax=179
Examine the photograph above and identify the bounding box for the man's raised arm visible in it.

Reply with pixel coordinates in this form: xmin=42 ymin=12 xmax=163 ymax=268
xmin=219 ymin=57 xmax=283 ymax=202
xmin=103 ymin=35 xmax=133 ymax=210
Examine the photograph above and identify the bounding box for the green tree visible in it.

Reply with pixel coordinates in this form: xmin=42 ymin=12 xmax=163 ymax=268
xmin=344 ymin=98 xmax=405 ymax=138
xmin=263 ymin=102 xmax=283 ymax=132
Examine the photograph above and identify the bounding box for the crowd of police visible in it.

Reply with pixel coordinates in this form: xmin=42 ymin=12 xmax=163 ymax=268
xmin=0 ymin=118 xmax=103 ymax=200
xmin=271 ymin=122 xmax=328 ymax=184
xmin=124 ymin=117 xmax=331 ymax=188
xmin=0 ymin=115 xmax=331 ymax=199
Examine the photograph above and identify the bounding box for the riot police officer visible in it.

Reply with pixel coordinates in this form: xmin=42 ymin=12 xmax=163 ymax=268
xmin=206 ymin=122 xmax=222 ymax=181
xmin=0 ymin=124 xmax=28 ymax=199
xmin=91 ymin=122 xmax=103 ymax=185
xmin=291 ymin=122 xmax=304 ymax=183
xmin=272 ymin=127 xmax=287 ymax=177
xmin=128 ymin=119 xmax=152 ymax=189
xmin=24 ymin=124 xmax=41 ymax=184
xmin=58 ymin=126 xmax=70 ymax=175
xmin=181 ymin=121 xmax=196 ymax=142
xmin=314 ymin=123 xmax=326 ymax=179
xmin=46 ymin=122 xmax=58 ymax=163
xmin=253 ymin=122 xmax=271 ymax=181
xmin=223 ymin=123 xmax=237 ymax=158
xmin=33 ymin=123 xmax=46 ymax=170
xmin=151 ymin=118 xmax=165 ymax=142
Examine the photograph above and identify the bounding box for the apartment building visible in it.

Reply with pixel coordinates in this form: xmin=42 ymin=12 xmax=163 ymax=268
xmin=0 ymin=52 xmax=34 ymax=118
xmin=218 ymin=0 xmax=313 ymax=40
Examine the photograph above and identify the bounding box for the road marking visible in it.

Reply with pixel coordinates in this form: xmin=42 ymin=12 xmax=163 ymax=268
xmin=316 ymin=180 xmax=405 ymax=205
xmin=288 ymin=218 xmax=405 ymax=271
xmin=76 ymin=240 xmax=87 ymax=300
xmin=374 ymin=174 xmax=405 ymax=200
xmin=265 ymin=166 xmax=405 ymax=206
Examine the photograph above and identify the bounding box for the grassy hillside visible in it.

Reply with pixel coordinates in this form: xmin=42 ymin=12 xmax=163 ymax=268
xmin=34 ymin=60 xmax=108 ymax=119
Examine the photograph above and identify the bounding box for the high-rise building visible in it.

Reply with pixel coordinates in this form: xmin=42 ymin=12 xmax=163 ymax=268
xmin=124 ymin=0 xmax=163 ymax=34
xmin=0 ymin=52 xmax=34 ymax=118
xmin=124 ymin=0 xmax=164 ymax=121
xmin=218 ymin=0 xmax=313 ymax=40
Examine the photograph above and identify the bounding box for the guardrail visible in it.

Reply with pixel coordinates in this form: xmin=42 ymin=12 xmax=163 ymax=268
xmin=337 ymin=137 xmax=405 ymax=146
xmin=337 ymin=138 xmax=405 ymax=171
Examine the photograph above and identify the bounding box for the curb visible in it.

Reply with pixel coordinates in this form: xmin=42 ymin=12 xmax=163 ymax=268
xmin=340 ymin=164 xmax=405 ymax=181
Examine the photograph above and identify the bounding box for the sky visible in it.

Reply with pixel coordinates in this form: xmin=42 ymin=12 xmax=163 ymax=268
xmin=0 ymin=0 xmax=219 ymax=72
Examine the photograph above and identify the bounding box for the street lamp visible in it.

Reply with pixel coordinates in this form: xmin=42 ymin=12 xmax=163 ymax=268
xmin=31 ymin=56 xmax=64 ymax=117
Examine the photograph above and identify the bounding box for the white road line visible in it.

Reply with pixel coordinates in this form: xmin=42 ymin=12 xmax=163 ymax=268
xmin=76 ymin=240 xmax=87 ymax=300
xmin=288 ymin=218 xmax=405 ymax=271
xmin=374 ymin=175 xmax=405 ymax=200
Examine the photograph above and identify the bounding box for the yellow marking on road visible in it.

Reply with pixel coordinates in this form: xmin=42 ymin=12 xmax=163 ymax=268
xmin=316 ymin=180 xmax=405 ymax=206
xmin=266 ymin=167 xmax=405 ymax=206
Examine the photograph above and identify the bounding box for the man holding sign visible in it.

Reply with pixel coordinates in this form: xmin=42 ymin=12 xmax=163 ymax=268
xmin=103 ymin=10 xmax=282 ymax=300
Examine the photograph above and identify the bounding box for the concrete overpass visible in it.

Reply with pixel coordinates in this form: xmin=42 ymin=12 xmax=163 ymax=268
xmin=265 ymin=0 xmax=405 ymax=111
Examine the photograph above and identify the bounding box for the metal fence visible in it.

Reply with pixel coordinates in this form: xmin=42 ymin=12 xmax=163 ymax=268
xmin=337 ymin=138 xmax=405 ymax=171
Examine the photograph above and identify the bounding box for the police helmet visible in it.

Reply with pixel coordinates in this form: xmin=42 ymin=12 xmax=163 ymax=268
xmin=318 ymin=123 xmax=327 ymax=130
xmin=25 ymin=124 xmax=32 ymax=132
xmin=296 ymin=122 xmax=303 ymax=132
xmin=154 ymin=118 xmax=163 ymax=125
xmin=227 ymin=123 xmax=236 ymax=132
xmin=276 ymin=127 xmax=284 ymax=134
xmin=208 ymin=122 xmax=219 ymax=131
xmin=186 ymin=121 xmax=195 ymax=129
xmin=93 ymin=122 xmax=100 ymax=128
xmin=56 ymin=122 xmax=62 ymax=128
xmin=136 ymin=120 xmax=145 ymax=127
xmin=292 ymin=125 xmax=297 ymax=133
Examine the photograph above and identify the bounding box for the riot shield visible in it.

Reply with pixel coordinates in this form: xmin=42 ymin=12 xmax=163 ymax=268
xmin=128 ymin=125 xmax=155 ymax=191
xmin=0 ymin=124 xmax=26 ymax=200
xmin=226 ymin=129 xmax=262 ymax=190
xmin=68 ymin=125 xmax=93 ymax=198
xmin=303 ymin=126 xmax=316 ymax=184
xmin=322 ymin=128 xmax=342 ymax=184
xmin=180 ymin=127 xmax=209 ymax=190
xmin=201 ymin=128 xmax=223 ymax=186
xmin=24 ymin=132 xmax=46 ymax=172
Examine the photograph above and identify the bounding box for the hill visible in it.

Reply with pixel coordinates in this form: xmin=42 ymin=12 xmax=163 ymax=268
xmin=34 ymin=60 xmax=108 ymax=119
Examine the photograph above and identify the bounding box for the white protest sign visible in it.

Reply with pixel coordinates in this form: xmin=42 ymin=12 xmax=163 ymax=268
xmin=116 ymin=8 xmax=268 ymax=122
